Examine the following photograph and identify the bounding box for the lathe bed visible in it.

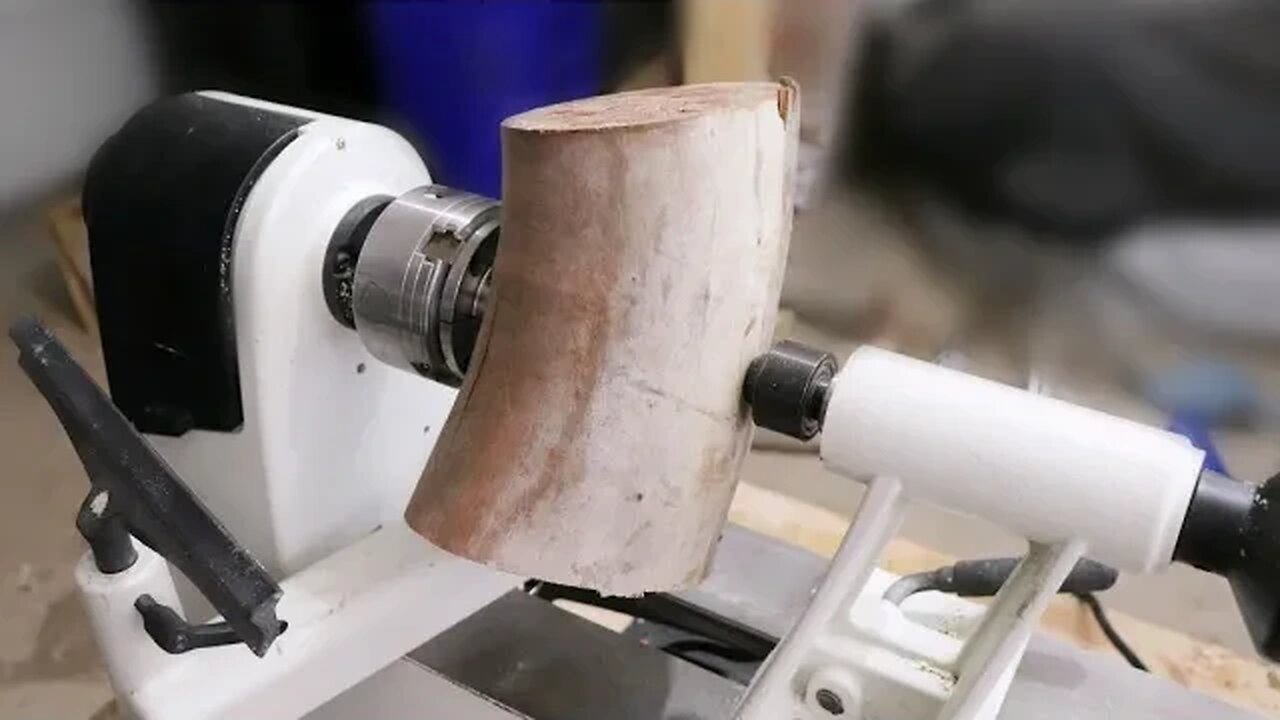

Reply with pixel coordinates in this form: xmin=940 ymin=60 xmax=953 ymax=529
xmin=318 ymin=525 xmax=1256 ymax=720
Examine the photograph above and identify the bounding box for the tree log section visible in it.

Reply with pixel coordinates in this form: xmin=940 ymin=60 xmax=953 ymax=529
xmin=406 ymin=82 xmax=800 ymax=594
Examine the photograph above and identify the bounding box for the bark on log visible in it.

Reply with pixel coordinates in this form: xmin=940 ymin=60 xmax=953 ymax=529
xmin=406 ymin=81 xmax=800 ymax=594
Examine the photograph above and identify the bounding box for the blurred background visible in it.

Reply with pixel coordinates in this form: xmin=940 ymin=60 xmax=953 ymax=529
xmin=3 ymin=0 xmax=1280 ymax=716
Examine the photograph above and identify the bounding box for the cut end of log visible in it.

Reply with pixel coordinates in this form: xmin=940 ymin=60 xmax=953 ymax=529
xmin=777 ymin=76 xmax=799 ymax=123
xmin=503 ymin=81 xmax=789 ymax=134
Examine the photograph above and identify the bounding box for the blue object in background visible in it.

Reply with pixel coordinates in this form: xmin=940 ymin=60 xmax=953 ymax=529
xmin=1142 ymin=359 xmax=1262 ymax=428
xmin=1168 ymin=411 xmax=1230 ymax=476
xmin=367 ymin=1 xmax=604 ymax=197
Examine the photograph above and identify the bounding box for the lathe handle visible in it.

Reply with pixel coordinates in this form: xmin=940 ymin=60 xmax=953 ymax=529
xmin=9 ymin=317 xmax=284 ymax=656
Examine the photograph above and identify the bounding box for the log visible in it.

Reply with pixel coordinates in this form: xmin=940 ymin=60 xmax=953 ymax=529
xmin=406 ymin=81 xmax=800 ymax=594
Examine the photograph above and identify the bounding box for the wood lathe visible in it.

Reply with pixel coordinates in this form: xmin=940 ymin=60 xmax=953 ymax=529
xmin=8 ymin=86 xmax=1279 ymax=720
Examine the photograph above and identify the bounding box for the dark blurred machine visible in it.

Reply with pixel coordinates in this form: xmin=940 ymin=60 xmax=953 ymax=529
xmin=853 ymin=0 xmax=1280 ymax=240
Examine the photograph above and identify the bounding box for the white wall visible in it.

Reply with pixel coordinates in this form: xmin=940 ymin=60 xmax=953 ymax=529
xmin=0 ymin=0 xmax=157 ymax=211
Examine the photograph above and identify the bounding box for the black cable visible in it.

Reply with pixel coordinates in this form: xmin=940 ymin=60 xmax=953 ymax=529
xmin=886 ymin=561 xmax=1145 ymax=671
xmin=660 ymin=639 xmax=762 ymax=680
xmin=885 ymin=558 xmax=1119 ymax=605
xmin=884 ymin=570 xmax=945 ymax=604
xmin=662 ymin=638 xmax=765 ymax=664
xmin=1075 ymin=592 xmax=1149 ymax=672
xmin=525 ymin=580 xmax=776 ymax=660
xmin=662 ymin=646 xmax=731 ymax=677
xmin=528 ymin=575 xmax=1150 ymax=677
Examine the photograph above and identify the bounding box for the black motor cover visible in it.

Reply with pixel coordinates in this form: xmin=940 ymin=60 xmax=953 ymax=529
xmin=83 ymin=93 xmax=307 ymax=436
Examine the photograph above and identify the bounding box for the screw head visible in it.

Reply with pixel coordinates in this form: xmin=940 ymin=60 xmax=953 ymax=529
xmin=815 ymin=688 xmax=844 ymax=716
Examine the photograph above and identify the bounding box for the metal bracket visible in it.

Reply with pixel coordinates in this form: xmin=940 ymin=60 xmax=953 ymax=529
xmin=736 ymin=476 xmax=1090 ymax=720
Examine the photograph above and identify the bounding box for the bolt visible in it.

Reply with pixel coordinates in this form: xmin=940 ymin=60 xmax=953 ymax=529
xmin=815 ymin=688 xmax=844 ymax=716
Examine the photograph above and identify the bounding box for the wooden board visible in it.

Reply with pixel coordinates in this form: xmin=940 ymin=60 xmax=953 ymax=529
xmin=728 ymin=481 xmax=1280 ymax=718
xmin=681 ymin=0 xmax=861 ymax=207
xmin=680 ymin=0 xmax=775 ymax=83
xmin=407 ymin=83 xmax=801 ymax=595
xmin=46 ymin=198 xmax=97 ymax=335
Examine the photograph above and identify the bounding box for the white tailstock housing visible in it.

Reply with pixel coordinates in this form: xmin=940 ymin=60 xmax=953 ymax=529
xmin=738 ymin=346 xmax=1205 ymax=720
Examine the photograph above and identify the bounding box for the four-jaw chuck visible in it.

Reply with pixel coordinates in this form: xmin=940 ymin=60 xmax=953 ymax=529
xmin=325 ymin=185 xmax=500 ymax=387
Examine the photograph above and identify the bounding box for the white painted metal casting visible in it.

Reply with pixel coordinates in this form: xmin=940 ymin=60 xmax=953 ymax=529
xmin=74 ymin=95 xmax=517 ymax=720
xmin=737 ymin=347 xmax=1206 ymax=720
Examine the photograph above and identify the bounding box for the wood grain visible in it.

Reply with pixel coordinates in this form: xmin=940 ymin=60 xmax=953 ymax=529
xmin=407 ymin=83 xmax=800 ymax=594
